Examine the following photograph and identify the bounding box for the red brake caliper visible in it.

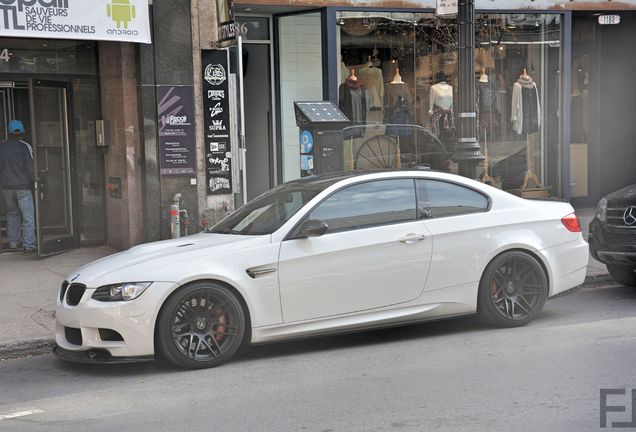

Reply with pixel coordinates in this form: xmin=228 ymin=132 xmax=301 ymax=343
xmin=490 ymin=279 xmax=500 ymax=301
xmin=214 ymin=308 xmax=227 ymax=342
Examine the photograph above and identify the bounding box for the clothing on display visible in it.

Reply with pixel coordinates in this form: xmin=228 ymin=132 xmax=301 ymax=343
xmin=477 ymin=78 xmax=499 ymax=131
xmin=339 ymin=73 xmax=367 ymax=135
xmin=428 ymin=81 xmax=453 ymax=115
xmin=358 ymin=58 xmax=384 ymax=111
xmin=340 ymin=62 xmax=350 ymax=84
xmin=384 ymin=72 xmax=413 ymax=136
xmin=511 ymin=73 xmax=540 ymax=135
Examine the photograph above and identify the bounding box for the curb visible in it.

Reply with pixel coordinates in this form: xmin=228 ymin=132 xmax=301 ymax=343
xmin=0 ymin=274 xmax=621 ymax=361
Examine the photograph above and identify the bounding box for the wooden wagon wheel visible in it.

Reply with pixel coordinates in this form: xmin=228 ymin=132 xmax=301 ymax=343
xmin=354 ymin=135 xmax=400 ymax=170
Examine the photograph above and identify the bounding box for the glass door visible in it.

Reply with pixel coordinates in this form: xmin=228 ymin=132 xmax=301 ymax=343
xmin=0 ymin=85 xmax=11 ymax=246
xmin=29 ymin=79 xmax=76 ymax=256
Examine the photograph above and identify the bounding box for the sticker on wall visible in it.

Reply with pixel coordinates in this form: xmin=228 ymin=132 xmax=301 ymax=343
xmin=202 ymin=49 xmax=233 ymax=195
xmin=300 ymin=130 xmax=314 ymax=154
xmin=300 ymin=155 xmax=314 ymax=172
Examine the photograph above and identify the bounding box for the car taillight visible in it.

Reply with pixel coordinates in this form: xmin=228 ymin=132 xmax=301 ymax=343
xmin=561 ymin=213 xmax=581 ymax=232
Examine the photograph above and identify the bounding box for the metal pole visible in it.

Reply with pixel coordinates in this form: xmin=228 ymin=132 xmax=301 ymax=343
xmin=237 ymin=36 xmax=248 ymax=205
xmin=452 ymin=0 xmax=484 ymax=179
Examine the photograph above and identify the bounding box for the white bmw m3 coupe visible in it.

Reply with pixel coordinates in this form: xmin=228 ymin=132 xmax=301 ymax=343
xmin=55 ymin=170 xmax=589 ymax=368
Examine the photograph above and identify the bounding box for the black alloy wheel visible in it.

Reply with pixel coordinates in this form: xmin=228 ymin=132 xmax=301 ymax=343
xmin=478 ymin=251 xmax=548 ymax=327
xmin=156 ymin=282 xmax=246 ymax=369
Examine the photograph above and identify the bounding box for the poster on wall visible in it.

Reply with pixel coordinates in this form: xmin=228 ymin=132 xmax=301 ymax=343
xmin=0 ymin=0 xmax=152 ymax=43
xmin=216 ymin=0 xmax=236 ymax=45
xmin=202 ymin=49 xmax=233 ymax=195
xmin=157 ymin=85 xmax=197 ymax=176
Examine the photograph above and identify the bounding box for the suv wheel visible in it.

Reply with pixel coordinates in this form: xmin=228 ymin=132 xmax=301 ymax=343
xmin=607 ymin=264 xmax=636 ymax=287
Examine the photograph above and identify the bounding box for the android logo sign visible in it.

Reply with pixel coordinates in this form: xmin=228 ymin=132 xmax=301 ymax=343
xmin=106 ymin=0 xmax=136 ymax=29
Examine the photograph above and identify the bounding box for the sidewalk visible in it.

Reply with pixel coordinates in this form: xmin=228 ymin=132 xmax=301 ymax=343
xmin=0 ymin=207 xmax=613 ymax=360
xmin=0 ymin=246 xmax=114 ymax=359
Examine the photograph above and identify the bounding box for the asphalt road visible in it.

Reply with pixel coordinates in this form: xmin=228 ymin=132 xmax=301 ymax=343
xmin=1 ymin=283 xmax=635 ymax=432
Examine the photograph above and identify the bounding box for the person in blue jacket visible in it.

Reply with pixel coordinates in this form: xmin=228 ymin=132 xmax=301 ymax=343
xmin=0 ymin=120 xmax=35 ymax=253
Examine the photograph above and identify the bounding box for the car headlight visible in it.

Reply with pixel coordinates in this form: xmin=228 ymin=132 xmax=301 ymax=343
xmin=595 ymin=197 xmax=607 ymax=222
xmin=92 ymin=282 xmax=152 ymax=302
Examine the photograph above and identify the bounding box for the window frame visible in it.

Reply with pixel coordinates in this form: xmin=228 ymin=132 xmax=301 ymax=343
xmin=415 ymin=178 xmax=492 ymax=220
xmin=285 ymin=177 xmax=419 ymax=240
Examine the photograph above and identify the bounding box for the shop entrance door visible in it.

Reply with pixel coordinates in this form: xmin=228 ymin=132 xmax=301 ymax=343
xmin=29 ymin=79 xmax=76 ymax=256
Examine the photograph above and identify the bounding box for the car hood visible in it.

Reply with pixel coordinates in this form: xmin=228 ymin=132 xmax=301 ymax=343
xmin=67 ymin=233 xmax=267 ymax=286
xmin=606 ymin=184 xmax=636 ymax=203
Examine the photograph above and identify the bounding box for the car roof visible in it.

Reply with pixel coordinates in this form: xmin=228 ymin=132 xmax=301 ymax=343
xmin=286 ymin=168 xmax=437 ymax=187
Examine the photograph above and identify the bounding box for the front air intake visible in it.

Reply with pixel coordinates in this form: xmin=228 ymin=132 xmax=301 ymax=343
xmin=66 ymin=284 xmax=86 ymax=306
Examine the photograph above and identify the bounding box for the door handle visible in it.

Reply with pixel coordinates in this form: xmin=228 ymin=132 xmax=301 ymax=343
xmin=399 ymin=233 xmax=426 ymax=244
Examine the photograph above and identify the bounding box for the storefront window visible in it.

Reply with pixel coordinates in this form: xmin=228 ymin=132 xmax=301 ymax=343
xmin=0 ymin=38 xmax=96 ymax=75
xmin=334 ymin=11 xmax=562 ymax=197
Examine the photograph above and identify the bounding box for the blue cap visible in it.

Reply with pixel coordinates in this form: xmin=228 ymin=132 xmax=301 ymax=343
xmin=8 ymin=120 xmax=24 ymax=134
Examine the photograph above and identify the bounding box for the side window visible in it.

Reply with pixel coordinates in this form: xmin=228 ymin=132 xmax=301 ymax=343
xmin=307 ymin=179 xmax=416 ymax=233
xmin=416 ymin=179 xmax=488 ymax=219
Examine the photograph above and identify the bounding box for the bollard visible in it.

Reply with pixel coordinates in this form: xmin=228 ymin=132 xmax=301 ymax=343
xmin=170 ymin=193 xmax=182 ymax=238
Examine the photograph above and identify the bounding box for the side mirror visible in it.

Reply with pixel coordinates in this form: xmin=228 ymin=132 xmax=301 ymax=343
xmin=298 ymin=219 xmax=328 ymax=238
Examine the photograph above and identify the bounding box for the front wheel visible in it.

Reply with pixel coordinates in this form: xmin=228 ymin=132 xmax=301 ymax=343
xmin=156 ymin=282 xmax=246 ymax=369
xmin=607 ymin=264 xmax=636 ymax=287
xmin=478 ymin=251 xmax=548 ymax=327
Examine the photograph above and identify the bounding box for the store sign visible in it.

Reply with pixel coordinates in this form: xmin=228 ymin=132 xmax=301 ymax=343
xmin=202 ymin=49 xmax=233 ymax=195
xmin=157 ymin=86 xmax=197 ymax=176
xmin=216 ymin=0 xmax=236 ymax=45
xmin=0 ymin=0 xmax=151 ymax=43
xmin=598 ymin=15 xmax=620 ymax=25
xmin=436 ymin=0 xmax=458 ymax=17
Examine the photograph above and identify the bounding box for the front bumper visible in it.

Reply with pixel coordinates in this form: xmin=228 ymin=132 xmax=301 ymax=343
xmin=589 ymin=219 xmax=636 ymax=264
xmin=54 ymin=346 xmax=154 ymax=364
xmin=55 ymin=281 xmax=178 ymax=360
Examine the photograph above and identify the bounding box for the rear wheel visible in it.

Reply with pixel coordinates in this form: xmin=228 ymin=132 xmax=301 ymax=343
xmin=607 ymin=264 xmax=636 ymax=287
xmin=156 ymin=282 xmax=246 ymax=369
xmin=478 ymin=251 xmax=548 ymax=327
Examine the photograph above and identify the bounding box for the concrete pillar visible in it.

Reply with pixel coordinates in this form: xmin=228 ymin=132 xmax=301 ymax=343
xmin=99 ymin=41 xmax=145 ymax=250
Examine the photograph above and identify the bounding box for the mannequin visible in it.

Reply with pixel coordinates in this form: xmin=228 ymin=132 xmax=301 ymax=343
xmin=477 ymin=68 xmax=499 ymax=187
xmin=390 ymin=68 xmax=404 ymax=84
xmin=477 ymin=68 xmax=498 ymax=135
xmin=358 ymin=55 xmax=384 ymax=112
xmin=429 ymin=71 xmax=455 ymax=153
xmin=385 ymin=68 xmax=412 ymax=137
xmin=510 ymin=68 xmax=544 ymax=191
xmin=339 ymin=69 xmax=366 ymax=135
xmin=511 ymin=68 xmax=540 ymax=135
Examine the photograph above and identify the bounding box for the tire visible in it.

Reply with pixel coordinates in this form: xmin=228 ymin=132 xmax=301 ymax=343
xmin=478 ymin=251 xmax=548 ymax=327
xmin=156 ymin=282 xmax=246 ymax=369
xmin=607 ymin=264 xmax=636 ymax=287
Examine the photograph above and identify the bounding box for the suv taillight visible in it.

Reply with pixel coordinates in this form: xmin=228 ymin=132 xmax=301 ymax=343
xmin=561 ymin=213 xmax=582 ymax=232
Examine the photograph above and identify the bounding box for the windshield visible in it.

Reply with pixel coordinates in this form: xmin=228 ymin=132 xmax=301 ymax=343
xmin=208 ymin=183 xmax=325 ymax=235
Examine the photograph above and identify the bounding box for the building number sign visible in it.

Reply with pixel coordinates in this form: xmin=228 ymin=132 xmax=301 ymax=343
xmin=0 ymin=49 xmax=11 ymax=62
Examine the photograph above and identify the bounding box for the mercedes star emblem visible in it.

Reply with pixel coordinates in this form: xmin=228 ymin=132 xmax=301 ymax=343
xmin=623 ymin=205 xmax=636 ymax=226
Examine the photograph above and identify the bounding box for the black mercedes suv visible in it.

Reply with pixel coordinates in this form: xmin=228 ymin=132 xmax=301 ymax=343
xmin=589 ymin=184 xmax=636 ymax=287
